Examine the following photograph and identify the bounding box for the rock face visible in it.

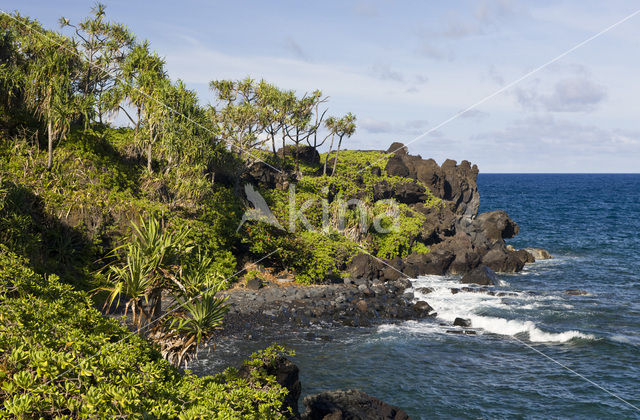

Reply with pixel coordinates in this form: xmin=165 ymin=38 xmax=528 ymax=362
xmin=385 ymin=143 xmax=480 ymax=217
xmin=368 ymin=143 xmax=549 ymax=276
xmin=302 ymin=389 xmax=410 ymax=420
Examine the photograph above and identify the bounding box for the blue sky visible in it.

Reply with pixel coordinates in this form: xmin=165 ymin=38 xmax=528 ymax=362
xmin=6 ymin=1 xmax=640 ymax=172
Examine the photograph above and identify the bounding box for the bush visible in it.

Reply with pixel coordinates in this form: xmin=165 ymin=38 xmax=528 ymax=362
xmin=0 ymin=245 xmax=290 ymax=418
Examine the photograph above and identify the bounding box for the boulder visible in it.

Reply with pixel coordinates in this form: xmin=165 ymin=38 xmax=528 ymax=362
xmin=448 ymin=250 xmax=482 ymax=274
xmin=380 ymin=258 xmax=405 ymax=282
xmin=355 ymin=299 xmax=368 ymax=313
xmin=347 ymin=253 xmax=383 ymax=281
xmin=524 ymin=248 xmax=553 ymax=260
xmin=413 ymin=300 xmax=434 ymax=316
xmin=302 ymin=389 xmax=410 ymax=420
xmin=453 ymin=317 xmax=471 ymax=327
xmin=403 ymin=250 xmax=455 ymax=277
xmin=277 ymin=145 xmax=320 ymax=165
xmin=393 ymin=277 xmax=412 ymax=290
xmin=513 ymin=249 xmax=535 ymax=264
xmin=481 ymin=249 xmax=525 ymax=273
xmin=460 ymin=265 xmax=499 ymax=286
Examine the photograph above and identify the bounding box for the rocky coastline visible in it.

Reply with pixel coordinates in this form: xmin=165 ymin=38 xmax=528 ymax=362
xmin=213 ymin=143 xmax=552 ymax=419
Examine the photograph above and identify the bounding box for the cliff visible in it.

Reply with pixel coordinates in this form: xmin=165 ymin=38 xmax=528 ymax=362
xmin=347 ymin=142 xmax=545 ymax=281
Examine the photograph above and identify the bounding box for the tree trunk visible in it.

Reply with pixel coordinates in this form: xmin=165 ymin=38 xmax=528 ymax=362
xmin=331 ymin=136 xmax=343 ymax=177
xmin=294 ymin=130 xmax=301 ymax=174
xmin=147 ymin=142 xmax=153 ymax=172
xmin=281 ymin=133 xmax=286 ymax=170
xmin=47 ymin=118 xmax=53 ymax=171
xmin=323 ymin=135 xmax=335 ymax=176
xmin=147 ymin=126 xmax=154 ymax=172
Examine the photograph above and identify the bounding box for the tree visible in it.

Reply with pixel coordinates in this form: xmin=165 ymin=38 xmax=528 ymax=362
xmin=305 ymin=92 xmax=330 ymax=150
xmin=60 ymin=3 xmax=135 ymax=124
xmin=210 ymin=77 xmax=269 ymax=164
xmin=15 ymin=18 xmax=85 ymax=170
xmin=117 ymin=41 xmax=167 ymax=172
xmin=101 ymin=216 xmax=228 ymax=367
xmin=0 ymin=15 xmax=27 ymax=125
xmin=323 ymin=112 xmax=357 ymax=177
xmin=285 ymin=91 xmax=320 ymax=174
xmin=160 ymin=79 xmax=221 ymax=172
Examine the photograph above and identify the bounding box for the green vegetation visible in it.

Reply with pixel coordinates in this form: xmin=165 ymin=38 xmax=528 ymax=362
xmin=0 ymin=247 xmax=292 ymax=418
xmin=0 ymin=4 xmax=444 ymax=416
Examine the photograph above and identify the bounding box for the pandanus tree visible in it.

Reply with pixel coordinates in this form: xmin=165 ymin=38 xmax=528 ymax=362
xmin=117 ymin=41 xmax=168 ymax=172
xmin=256 ymin=80 xmax=287 ymax=157
xmin=0 ymin=15 xmax=27 ymax=122
xmin=285 ymin=91 xmax=319 ymax=174
xmin=18 ymin=21 xmax=85 ymax=170
xmin=160 ymin=80 xmax=218 ymax=172
xmin=101 ymin=215 xmax=228 ymax=367
xmin=323 ymin=113 xmax=357 ymax=176
xmin=60 ymin=2 xmax=135 ymax=123
xmin=209 ymin=77 xmax=268 ymax=163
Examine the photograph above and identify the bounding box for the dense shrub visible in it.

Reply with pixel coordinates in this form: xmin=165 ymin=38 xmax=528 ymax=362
xmin=0 ymin=246 xmax=290 ymax=418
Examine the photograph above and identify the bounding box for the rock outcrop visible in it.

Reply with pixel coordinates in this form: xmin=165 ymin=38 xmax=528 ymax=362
xmin=249 ymin=141 xmax=549 ymax=278
xmin=363 ymin=143 xmax=549 ymax=276
xmin=302 ymin=389 xmax=410 ymax=420
xmin=385 ymin=142 xmax=479 ymax=217
xmin=278 ymin=145 xmax=321 ymax=165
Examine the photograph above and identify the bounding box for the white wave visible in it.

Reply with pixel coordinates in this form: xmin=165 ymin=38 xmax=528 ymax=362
xmin=404 ymin=274 xmax=594 ymax=344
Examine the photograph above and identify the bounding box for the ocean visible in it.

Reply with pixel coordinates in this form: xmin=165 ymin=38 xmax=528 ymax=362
xmin=194 ymin=174 xmax=640 ymax=419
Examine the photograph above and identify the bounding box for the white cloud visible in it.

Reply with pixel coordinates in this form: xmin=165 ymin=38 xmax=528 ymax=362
xmin=371 ymin=63 xmax=404 ymax=82
xmin=516 ymin=77 xmax=606 ymax=112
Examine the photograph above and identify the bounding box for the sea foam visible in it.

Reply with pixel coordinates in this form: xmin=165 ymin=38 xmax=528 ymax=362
xmin=407 ymin=275 xmax=594 ymax=344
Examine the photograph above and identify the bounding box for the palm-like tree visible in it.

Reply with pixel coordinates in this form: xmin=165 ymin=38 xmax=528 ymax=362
xmin=118 ymin=41 xmax=167 ymax=172
xmin=11 ymin=17 xmax=84 ymax=170
xmin=329 ymin=113 xmax=357 ymax=177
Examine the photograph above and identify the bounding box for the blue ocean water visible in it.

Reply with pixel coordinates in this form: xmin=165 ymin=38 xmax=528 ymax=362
xmin=196 ymin=174 xmax=640 ymax=419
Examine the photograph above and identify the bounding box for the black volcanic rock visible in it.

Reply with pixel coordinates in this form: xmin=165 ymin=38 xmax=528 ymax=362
xmin=347 ymin=253 xmax=383 ymax=281
xmin=402 ymin=250 xmax=455 ymax=277
xmin=481 ymin=248 xmax=525 ymax=273
xmin=278 ymin=145 xmax=320 ymax=165
xmin=384 ymin=143 xmax=479 ymax=217
xmin=453 ymin=317 xmax=472 ymax=327
xmin=302 ymin=389 xmax=410 ymax=420
xmin=461 ymin=265 xmax=499 ymax=286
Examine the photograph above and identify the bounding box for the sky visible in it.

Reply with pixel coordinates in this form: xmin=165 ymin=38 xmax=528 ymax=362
xmin=5 ymin=0 xmax=640 ymax=172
